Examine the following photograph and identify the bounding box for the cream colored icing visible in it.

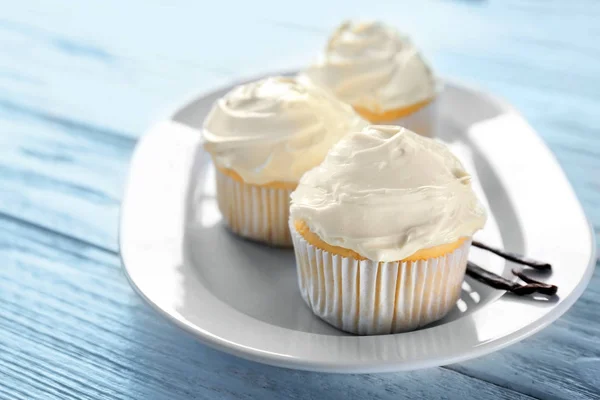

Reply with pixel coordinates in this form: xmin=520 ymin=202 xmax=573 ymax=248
xmin=202 ymin=76 xmax=368 ymax=185
xmin=290 ymin=125 xmax=487 ymax=261
xmin=302 ymin=20 xmax=436 ymax=112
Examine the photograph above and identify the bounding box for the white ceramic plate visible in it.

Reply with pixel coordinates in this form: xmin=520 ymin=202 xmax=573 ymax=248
xmin=120 ymin=74 xmax=595 ymax=373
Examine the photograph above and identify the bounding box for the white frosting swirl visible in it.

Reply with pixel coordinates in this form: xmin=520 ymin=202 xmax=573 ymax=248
xmin=202 ymin=76 xmax=368 ymax=184
xmin=290 ymin=126 xmax=487 ymax=261
xmin=302 ymin=21 xmax=436 ymax=112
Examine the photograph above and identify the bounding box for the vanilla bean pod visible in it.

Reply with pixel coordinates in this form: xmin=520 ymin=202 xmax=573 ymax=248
xmin=511 ymin=269 xmax=558 ymax=296
xmin=466 ymin=261 xmax=557 ymax=296
xmin=472 ymin=241 xmax=551 ymax=270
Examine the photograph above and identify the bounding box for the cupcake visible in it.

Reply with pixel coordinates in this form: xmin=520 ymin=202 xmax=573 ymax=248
xmin=301 ymin=21 xmax=438 ymax=136
xmin=202 ymin=76 xmax=368 ymax=247
xmin=289 ymin=126 xmax=487 ymax=334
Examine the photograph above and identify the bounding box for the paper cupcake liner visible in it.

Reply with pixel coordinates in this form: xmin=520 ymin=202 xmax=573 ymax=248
xmin=290 ymin=225 xmax=471 ymax=335
xmin=216 ymin=170 xmax=294 ymax=246
xmin=391 ymin=96 xmax=439 ymax=138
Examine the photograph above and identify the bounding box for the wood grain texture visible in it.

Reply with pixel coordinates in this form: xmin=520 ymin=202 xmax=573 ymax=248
xmin=0 ymin=101 xmax=133 ymax=249
xmin=0 ymin=0 xmax=598 ymax=137
xmin=0 ymin=215 xmax=539 ymax=400
xmin=0 ymin=0 xmax=599 ymax=398
xmin=0 ymin=0 xmax=598 ymax=247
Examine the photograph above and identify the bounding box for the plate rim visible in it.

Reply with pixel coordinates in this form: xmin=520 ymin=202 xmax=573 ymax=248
xmin=120 ymin=74 xmax=597 ymax=373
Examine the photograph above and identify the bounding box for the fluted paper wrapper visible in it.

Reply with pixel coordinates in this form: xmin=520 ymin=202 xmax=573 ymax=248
xmin=216 ymin=170 xmax=293 ymax=246
xmin=391 ymin=96 xmax=439 ymax=138
xmin=291 ymin=226 xmax=471 ymax=335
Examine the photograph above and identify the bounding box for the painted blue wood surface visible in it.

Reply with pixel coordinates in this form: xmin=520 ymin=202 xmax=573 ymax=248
xmin=1 ymin=0 xmax=599 ymax=398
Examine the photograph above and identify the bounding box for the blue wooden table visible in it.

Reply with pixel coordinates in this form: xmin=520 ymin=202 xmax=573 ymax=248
xmin=2 ymin=1 xmax=599 ymax=398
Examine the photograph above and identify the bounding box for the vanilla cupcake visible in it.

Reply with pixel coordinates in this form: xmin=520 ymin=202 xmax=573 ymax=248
xmin=289 ymin=126 xmax=486 ymax=334
xmin=302 ymin=21 xmax=438 ymax=136
xmin=202 ymin=76 xmax=368 ymax=246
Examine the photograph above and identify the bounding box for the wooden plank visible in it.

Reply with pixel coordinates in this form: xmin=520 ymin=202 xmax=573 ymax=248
xmin=0 ymin=102 xmax=133 ymax=249
xmin=0 ymin=0 xmax=599 ymax=398
xmin=0 ymin=0 xmax=599 ymax=136
xmin=0 ymin=215 xmax=538 ymax=400
xmin=453 ymin=285 xmax=600 ymax=399
xmin=1 ymin=0 xmax=598 ymax=251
